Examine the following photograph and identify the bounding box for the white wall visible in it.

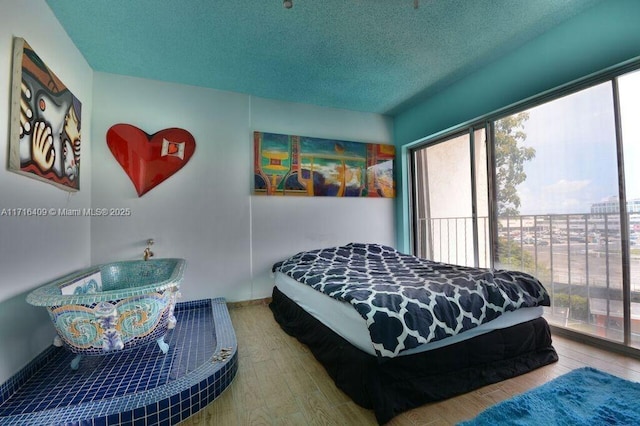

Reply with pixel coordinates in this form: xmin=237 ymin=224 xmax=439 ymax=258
xmin=249 ymin=97 xmax=396 ymax=297
xmin=91 ymin=73 xmax=395 ymax=303
xmin=0 ymin=0 xmax=93 ymax=383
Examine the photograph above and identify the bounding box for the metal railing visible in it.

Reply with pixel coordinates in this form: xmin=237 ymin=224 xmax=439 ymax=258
xmin=415 ymin=212 xmax=640 ymax=342
xmin=415 ymin=216 xmax=491 ymax=268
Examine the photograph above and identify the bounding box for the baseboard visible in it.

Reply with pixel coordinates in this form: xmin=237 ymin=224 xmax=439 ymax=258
xmin=227 ymin=297 xmax=272 ymax=309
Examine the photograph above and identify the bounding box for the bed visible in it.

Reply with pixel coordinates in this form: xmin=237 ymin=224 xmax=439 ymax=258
xmin=269 ymin=243 xmax=558 ymax=424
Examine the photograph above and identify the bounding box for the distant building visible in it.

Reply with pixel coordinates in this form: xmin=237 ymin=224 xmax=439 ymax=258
xmin=590 ymin=197 xmax=640 ymax=214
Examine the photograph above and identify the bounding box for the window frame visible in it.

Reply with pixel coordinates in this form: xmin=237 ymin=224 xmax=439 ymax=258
xmin=408 ymin=57 xmax=640 ymax=354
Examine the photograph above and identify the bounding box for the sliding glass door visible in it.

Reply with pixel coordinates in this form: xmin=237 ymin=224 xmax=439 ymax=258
xmin=412 ymin=128 xmax=489 ymax=268
xmin=410 ymin=65 xmax=640 ymax=350
xmin=618 ymin=69 xmax=640 ymax=347
xmin=494 ymin=82 xmax=623 ymax=342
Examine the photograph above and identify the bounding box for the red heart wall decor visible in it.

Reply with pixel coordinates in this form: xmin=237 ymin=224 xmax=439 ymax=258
xmin=106 ymin=124 xmax=196 ymax=197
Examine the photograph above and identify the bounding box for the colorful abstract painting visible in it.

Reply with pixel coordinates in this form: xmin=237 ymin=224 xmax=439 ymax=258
xmin=253 ymin=131 xmax=395 ymax=197
xmin=8 ymin=37 xmax=82 ymax=191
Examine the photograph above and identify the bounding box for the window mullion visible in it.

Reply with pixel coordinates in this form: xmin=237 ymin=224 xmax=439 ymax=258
xmin=612 ymin=77 xmax=632 ymax=345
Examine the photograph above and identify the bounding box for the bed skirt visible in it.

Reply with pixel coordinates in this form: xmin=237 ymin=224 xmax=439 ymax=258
xmin=269 ymin=286 xmax=558 ymax=424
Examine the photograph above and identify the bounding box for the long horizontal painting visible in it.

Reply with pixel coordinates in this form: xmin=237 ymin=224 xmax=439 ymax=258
xmin=253 ymin=131 xmax=395 ymax=197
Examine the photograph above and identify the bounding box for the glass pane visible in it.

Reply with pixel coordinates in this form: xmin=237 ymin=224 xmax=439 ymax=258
xmin=413 ymin=132 xmax=481 ymax=267
xmin=474 ymin=128 xmax=490 ymax=268
xmin=618 ymin=69 xmax=640 ymax=348
xmin=494 ymin=83 xmax=622 ymax=342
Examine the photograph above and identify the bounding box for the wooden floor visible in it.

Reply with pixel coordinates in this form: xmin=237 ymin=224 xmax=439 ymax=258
xmin=180 ymin=302 xmax=640 ymax=425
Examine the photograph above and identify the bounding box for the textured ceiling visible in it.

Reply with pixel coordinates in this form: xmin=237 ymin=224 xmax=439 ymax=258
xmin=46 ymin=0 xmax=603 ymax=115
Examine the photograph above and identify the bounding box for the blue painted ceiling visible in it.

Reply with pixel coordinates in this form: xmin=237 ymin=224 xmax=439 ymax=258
xmin=46 ymin=0 xmax=603 ymax=116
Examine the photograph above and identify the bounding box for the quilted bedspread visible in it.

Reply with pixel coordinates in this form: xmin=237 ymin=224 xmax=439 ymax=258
xmin=273 ymin=243 xmax=550 ymax=358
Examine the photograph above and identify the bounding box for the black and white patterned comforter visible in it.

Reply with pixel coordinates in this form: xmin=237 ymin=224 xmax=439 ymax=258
xmin=273 ymin=243 xmax=550 ymax=358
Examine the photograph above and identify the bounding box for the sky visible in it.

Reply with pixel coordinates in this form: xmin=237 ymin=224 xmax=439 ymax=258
xmin=514 ymin=69 xmax=640 ymax=216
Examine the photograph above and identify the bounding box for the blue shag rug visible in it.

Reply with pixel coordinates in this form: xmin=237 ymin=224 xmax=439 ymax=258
xmin=459 ymin=367 xmax=640 ymax=425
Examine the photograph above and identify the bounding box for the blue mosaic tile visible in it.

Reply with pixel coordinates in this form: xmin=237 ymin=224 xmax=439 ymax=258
xmin=0 ymin=298 xmax=237 ymax=426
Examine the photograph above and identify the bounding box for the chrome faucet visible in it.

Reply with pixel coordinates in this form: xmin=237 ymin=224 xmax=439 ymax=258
xmin=143 ymin=239 xmax=154 ymax=261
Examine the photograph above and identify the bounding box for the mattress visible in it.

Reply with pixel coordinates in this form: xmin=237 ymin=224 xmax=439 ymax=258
xmin=275 ymin=271 xmax=544 ymax=357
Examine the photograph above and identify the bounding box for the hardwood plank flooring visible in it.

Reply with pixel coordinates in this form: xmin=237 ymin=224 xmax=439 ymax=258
xmin=179 ymin=303 xmax=640 ymax=425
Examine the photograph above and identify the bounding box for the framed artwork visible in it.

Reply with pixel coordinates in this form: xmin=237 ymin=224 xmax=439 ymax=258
xmin=8 ymin=37 xmax=82 ymax=191
xmin=253 ymin=131 xmax=395 ymax=197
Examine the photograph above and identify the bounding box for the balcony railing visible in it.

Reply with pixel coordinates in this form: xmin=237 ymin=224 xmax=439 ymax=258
xmin=415 ymin=213 xmax=640 ymax=345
